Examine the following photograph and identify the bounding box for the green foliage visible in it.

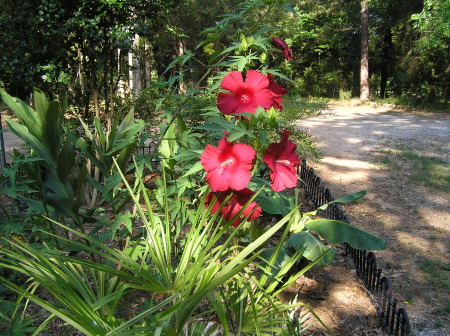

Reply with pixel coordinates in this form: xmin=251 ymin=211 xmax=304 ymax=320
xmin=412 ymin=0 xmax=450 ymax=51
xmin=0 ymin=89 xmax=145 ymax=248
xmin=1 ymin=88 xmax=82 ymax=228
xmin=1 ymin=0 xmax=449 ymax=107
xmin=0 ymin=159 xmax=310 ymax=335
xmin=260 ymin=191 xmax=386 ymax=271
xmin=0 ymin=2 xmax=390 ymax=334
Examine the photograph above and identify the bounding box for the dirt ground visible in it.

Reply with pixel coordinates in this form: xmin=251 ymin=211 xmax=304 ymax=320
xmin=295 ymin=100 xmax=449 ymax=335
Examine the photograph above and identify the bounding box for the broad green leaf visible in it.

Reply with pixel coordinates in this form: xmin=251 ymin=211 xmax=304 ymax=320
xmin=331 ymin=190 xmax=366 ymax=205
xmin=57 ymin=139 xmax=75 ymax=181
xmin=116 ymin=109 xmax=136 ymax=140
xmin=287 ymin=231 xmax=336 ymax=267
xmin=33 ymin=88 xmax=49 ymax=123
xmin=249 ymin=178 xmax=296 ymax=216
xmin=44 ymin=100 xmax=62 ymax=158
xmin=260 ymin=245 xmax=292 ymax=276
xmin=6 ymin=119 xmax=56 ymax=167
xmin=176 ymin=114 xmax=188 ymax=133
xmin=297 ymin=190 xmax=367 ymax=230
xmin=78 ymin=117 xmax=94 ymax=141
xmin=159 ymin=122 xmax=178 ymax=172
xmin=115 ymin=142 xmax=136 ymax=173
xmin=281 ymin=3 xmax=297 ymax=15
xmin=305 ymin=219 xmax=386 ymax=250
xmin=1 ymin=89 xmax=42 ymax=138
xmin=69 ymin=131 xmax=108 ymax=176
xmin=94 ymin=117 xmax=107 ymax=150
xmin=75 ymin=165 xmax=88 ymax=209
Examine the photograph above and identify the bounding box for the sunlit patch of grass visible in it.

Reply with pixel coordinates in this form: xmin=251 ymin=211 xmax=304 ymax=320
xmin=417 ymin=257 xmax=450 ymax=294
xmin=283 ymin=96 xmax=329 ymax=119
xmin=396 ymin=152 xmax=450 ymax=191
xmin=372 ymin=147 xmax=449 ymax=192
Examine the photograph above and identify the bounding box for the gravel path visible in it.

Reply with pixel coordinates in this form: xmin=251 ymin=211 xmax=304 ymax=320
xmin=296 ymin=101 xmax=450 ymax=336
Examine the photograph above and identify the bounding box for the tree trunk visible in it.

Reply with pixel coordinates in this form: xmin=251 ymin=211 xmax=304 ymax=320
xmin=144 ymin=39 xmax=152 ymax=88
xmin=360 ymin=0 xmax=370 ymax=101
xmin=129 ymin=34 xmax=141 ymax=99
xmin=117 ymin=48 xmax=127 ymax=98
xmin=177 ymin=38 xmax=186 ymax=95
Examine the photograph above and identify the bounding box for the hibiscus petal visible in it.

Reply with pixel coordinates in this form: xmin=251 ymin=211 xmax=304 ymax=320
xmin=221 ymin=71 xmax=244 ymax=93
xmin=253 ymin=89 xmax=275 ymax=110
xmin=204 ymin=192 xmax=221 ymax=214
xmin=221 ymin=198 xmax=242 ymax=227
xmin=268 ymin=75 xmax=289 ymax=96
xmin=217 ymin=92 xmax=241 ymax=115
xmin=206 ymin=168 xmax=232 ymax=192
xmin=228 ymin=166 xmax=252 ymax=191
xmin=245 ymin=202 xmax=262 ymax=221
xmin=270 ymin=164 xmax=298 ymax=192
xmin=245 ymin=70 xmax=269 ymax=92
xmin=232 ymin=143 xmax=256 ymax=166
xmin=200 ymin=144 xmax=222 ymax=171
xmin=271 ymin=38 xmax=289 ymax=50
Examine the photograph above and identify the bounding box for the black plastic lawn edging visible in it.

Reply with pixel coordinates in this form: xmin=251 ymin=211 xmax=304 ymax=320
xmin=299 ymin=160 xmax=411 ymax=336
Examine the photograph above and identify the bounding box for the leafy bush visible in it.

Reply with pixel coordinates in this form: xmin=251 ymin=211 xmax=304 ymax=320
xmin=0 ymin=1 xmax=387 ymax=334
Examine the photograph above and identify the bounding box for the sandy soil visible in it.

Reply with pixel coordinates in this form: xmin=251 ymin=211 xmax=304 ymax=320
xmin=296 ymin=100 xmax=449 ymax=335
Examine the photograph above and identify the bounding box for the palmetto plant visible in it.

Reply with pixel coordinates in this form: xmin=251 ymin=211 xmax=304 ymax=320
xmin=0 ymin=160 xmax=311 ymax=335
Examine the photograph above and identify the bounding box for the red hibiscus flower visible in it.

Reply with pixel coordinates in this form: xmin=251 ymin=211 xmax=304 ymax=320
xmin=205 ymin=188 xmax=262 ymax=227
xmin=200 ymin=132 xmax=256 ymax=192
xmin=268 ymin=74 xmax=289 ymax=111
xmin=263 ymin=130 xmax=301 ymax=192
xmin=217 ymin=70 xmax=274 ymax=116
xmin=271 ymin=37 xmax=293 ymax=61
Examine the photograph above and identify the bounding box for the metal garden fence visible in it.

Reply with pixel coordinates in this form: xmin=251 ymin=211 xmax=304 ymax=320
xmin=299 ymin=160 xmax=411 ymax=336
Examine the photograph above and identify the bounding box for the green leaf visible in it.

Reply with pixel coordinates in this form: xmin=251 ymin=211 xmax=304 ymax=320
xmin=194 ymin=124 xmax=227 ymax=132
xmin=57 ymin=140 xmax=75 ymax=181
xmin=44 ymin=101 xmax=62 ymax=158
xmin=305 ymin=219 xmax=386 ymax=250
xmin=249 ymin=178 xmax=296 ymax=215
xmin=263 ymin=68 xmax=291 ymax=82
xmin=75 ymin=165 xmax=88 ymax=209
xmin=298 ymin=190 xmax=367 ymax=228
xmin=69 ymin=131 xmax=108 ymax=176
xmin=6 ymin=119 xmax=56 ymax=167
xmin=331 ymin=190 xmax=366 ymax=205
xmin=1 ymin=89 xmax=42 ymax=139
xmin=176 ymin=114 xmax=188 ymax=134
xmin=115 ymin=142 xmax=136 ymax=173
xmin=159 ymin=122 xmax=176 ymax=159
xmin=287 ymin=231 xmax=336 ymax=267
xmin=94 ymin=117 xmax=107 ymax=151
xmin=281 ymin=3 xmax=297 ymax=15
xmin=181 ymin=161 xmax=204 ymax=178
xmin=33 ymin=88 xmax=49 ymax=123
xmin=260 ymin=245 xmax=292 ymax=275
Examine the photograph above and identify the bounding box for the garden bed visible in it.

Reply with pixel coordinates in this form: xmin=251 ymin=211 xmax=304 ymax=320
xmin=283 ymin=188 xmax=388 ymax=336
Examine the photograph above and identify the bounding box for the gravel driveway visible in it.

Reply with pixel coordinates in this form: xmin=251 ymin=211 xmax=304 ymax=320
xmin=296 ymin=101 xmax=450 ymax=336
